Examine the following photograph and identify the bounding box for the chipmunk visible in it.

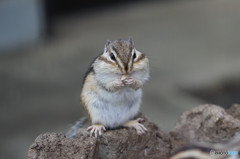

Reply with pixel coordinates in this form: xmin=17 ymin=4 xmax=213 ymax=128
xmin=170 ymin=133 xmax=240 ymax=159
xmin=67 ymin=38 xmax=150 ymax=137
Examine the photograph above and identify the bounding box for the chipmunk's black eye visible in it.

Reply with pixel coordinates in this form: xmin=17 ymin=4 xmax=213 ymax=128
xmin=110 ymin=53 xmax=116 ymax=61
xmin=133 ymin=52 xmax=136 ymax=59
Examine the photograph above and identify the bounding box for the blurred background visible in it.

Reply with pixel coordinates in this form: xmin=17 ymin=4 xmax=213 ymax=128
xmin=1 ymin=0 xmax=240 ymax=158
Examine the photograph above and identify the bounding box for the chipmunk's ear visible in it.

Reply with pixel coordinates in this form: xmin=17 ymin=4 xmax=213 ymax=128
xmin=104 ymin=40 xmax=111 ymax=53
xmin=128 ymin=38 xmax=134 ymax=47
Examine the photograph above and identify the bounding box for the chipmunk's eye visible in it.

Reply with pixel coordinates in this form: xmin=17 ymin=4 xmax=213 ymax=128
xmin=133 ymin=52 xmax=136 ymax=60
xmin=110 ymin=53 xmax=116 ymax=61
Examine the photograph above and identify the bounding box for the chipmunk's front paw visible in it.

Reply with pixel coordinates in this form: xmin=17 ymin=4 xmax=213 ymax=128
xmin=114 ymin=78 xmax=125 ymax=87
xmin=123 ymin=118 xmax=148 ymax=135
xmin=87 ymin=124 xmax=106 ymax=137
xmin=122 ymin=77 xmax=134 ymax=85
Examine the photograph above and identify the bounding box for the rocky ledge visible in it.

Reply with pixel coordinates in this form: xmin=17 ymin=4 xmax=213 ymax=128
xmin=27 ymin=104 xmax=240 ymax=159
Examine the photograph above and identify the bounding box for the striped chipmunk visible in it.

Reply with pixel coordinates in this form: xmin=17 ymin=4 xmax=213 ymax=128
xmin=67 ymin=38 xmax=150 ymax=137
xmin=170 ymin=133 xmax=240 ymax=159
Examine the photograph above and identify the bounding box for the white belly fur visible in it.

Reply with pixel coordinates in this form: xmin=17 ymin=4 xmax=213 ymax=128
xmin=89 ymin=87 xmax=142 ymax=128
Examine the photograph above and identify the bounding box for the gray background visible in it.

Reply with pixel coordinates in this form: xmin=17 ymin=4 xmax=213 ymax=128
xmin=1 ymin=0 xmax=240 ymax=158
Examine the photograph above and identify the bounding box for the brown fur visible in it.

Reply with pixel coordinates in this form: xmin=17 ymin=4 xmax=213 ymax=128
xmin=109 ymin=39 xmax=133 ymax=73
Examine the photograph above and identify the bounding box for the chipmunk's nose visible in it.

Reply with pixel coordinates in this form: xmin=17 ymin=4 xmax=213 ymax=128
xmin=124 ymin=65 xmax=128 ymax=72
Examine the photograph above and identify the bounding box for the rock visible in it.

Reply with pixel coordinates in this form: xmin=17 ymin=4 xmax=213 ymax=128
xmin=27 ymin=132 xmax=98 ymax=159
xmin=27 ymin=105 xmax=240 ymax=159
xmin=170 ymin=104 xmax=240 ymax=147
xmin=27 ymin=114 xmax=172 ymax=159
xmin=226 ymin=104 xmax=240 ymax=120
xmin=94 ymin=114 xmax=171 ymax=159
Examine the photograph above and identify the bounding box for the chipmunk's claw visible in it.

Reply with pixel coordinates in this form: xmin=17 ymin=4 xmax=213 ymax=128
xmin=123 ymin=118 xmax=147 ymax=135
xmin=87 ymin=124 xmax=106 ymax=137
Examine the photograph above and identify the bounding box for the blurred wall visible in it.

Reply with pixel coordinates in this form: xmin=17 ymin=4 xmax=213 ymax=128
xmin=0 ymin=0 xmax=45 ymax=52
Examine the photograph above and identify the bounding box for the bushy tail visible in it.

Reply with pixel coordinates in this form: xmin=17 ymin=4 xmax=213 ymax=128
xmin=66 ymin=117 xmax=88 ymax=138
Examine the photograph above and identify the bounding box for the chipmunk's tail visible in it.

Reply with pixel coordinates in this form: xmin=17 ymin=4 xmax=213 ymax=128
xmin=66 ymin=117 xmax=88 ymax=138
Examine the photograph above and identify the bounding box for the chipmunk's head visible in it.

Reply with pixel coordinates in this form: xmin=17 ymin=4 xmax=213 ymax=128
xmin=98 ymin=38 xmax=149 ymax=76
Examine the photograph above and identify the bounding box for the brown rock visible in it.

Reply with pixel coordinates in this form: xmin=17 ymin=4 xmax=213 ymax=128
xmin=27 ymin=105 xmax=240 ymax=159
xmin=75 ymin=114 xmax=171 ymax=159
xmin=27 ymin=114 xmax=171 ymax=159
xmin=226 ymin=104 xmax=240 ymax=120
xmin=170 ymin=104 xmax=240 ymax=148
xmin=27 ymin=132 xmax=98 ymax=159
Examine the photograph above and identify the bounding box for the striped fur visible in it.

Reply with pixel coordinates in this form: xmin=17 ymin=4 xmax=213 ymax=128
xmin=80 ymin=38 xmax=149 ymax=129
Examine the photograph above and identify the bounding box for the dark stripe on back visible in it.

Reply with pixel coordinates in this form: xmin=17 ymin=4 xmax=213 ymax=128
xmin=82 ymin=66 xmax=94 ymax=87
xmin=81 ymin=53 xmax=102 ymax=87
xmin=171 ymin=144 xmax=212 ymax=156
